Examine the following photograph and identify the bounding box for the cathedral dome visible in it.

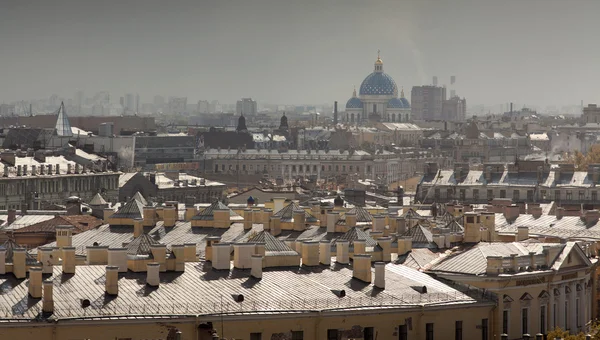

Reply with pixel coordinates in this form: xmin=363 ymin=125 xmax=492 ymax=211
xmin=400 ymin=97 xmax=410 ymax=108
xmin=346 ymin=97 xmax=363 ymax=109
xmin=387 ymin=97 xmax=405 ymax=109
xmin=359 ymin=73 xmax=397 ymax=96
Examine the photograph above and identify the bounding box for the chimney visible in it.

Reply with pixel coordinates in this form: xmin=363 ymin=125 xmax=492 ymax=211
xmin=530 ymin=206 xmax=543 ymax=218
xmin=31 ymin=164 xmax=36 ymax=176
xmin=251 ymin=254 xmax=263 ymax=279
xmin=378 ymin=236 xmax=392 ymax=262
xmin=352 ymin=254 xmax=372 ymax=283
xmin=184 ymin=243 xmax=197 ymax=261
xmin=584 ymin=210 xmax=600 ymax=226
xmin=133 ymin=218 xmax=144 ymax=238
xmin=103 ymin=207 xmax=115 ymax=222
xmin=319 ymin=240 xmax=331 ymax=265
xmin=105 ymin=265 xmax=119 ymax=295
xmin=387 ymin=214 xmax=398 ymax=234
xmin=556 ymin=207 xmax=565 ymax=220
xmin=163 ymin=206 xmax=177 ymax=227
xmin=7 ymin=209 xmax=16 ymax=225
xmin=262 ymin=209 xmax=273 ymax=227
xmin=150 ymin=244 xmax=167 ymax=271
xmin=326 ymin=212 xmax=338 ymax=233
xmin=486 ymin=256 xmax=503 ymax=276
xmin=62 ymin=247 xmax=76 ymax=274
xmin=55 ymin=164 xmax=60 ymax=175
xmin=233 ymin=243 xmax=254 ymax=269
xmin=374 ymin=262 xmax=385 ymax=289
xmin=243 ymin=208 xmax=253 ymax=230
xmin=372 ymin=215 xmax=386 ymax=232
xmin=86 ymin=245 xmax=108 ymax=265
xmin=503 ymin=204 xmax=520 ymax=221
xmin=269 ymin=215 xmax=281 ymax=236
xmin=184 ymin=206 xmax=196 ymax=222
xmin=1 ymin=151 xmax=15 ymax=165
xmin=13 ymin=248 xmax=26 ymax=279
xmin=336 ymin=240 xmax=349 ymax=264
xmin=301 ymin=241 xmax=319 ymax=266
xmin=146 ymin=262 xmax=160 ymax=287
xmin=213 ymin=208 xmax=231 ymax=228
xmin=143 ymin=206 xmax=157 ymax=227
xmin=293 ymin=209 xmax=306 ymax=231
xmin=171 ymin=245 xmax=185 ymax=272
xmin=28 ymin=267 xmax=43 ymax=298
xmin=255 ymin=242 xmax=266 ymax=256
xmin=204 ymin=236 xmax=221 ymax=261
xmin=396 ymin=217 xmax=406 ymax=235
xmin=212 ymin=243 xmax=231 ymax=270
xmin=16 ymin=165 xmax=21 ymax=176
xmin=22 ymin=164 xmax=27 ymax=176
xmin=107 ymin=248 xmax=127 ymax=272
xmin=353 ymin=239 xmax=366 ymax=255
xmin=333 ymin=101 xmax=338 ymax=125
xmin=345 ymin=212 xmax=357 ymax=227
xmin=272 ymin=197 xmax=286 ymax=213
xmin=56 ymin=225 xmax=73 ymax=248
xmin=42 ymin=280 xmax=53 ymax=313
xmin=3 ymin=165 xmax=9 ymax=177
xmin=75 ymin=163 xmax=80 ymax=174
xmin=67 ymin=163 xmax=72 ymax=174
xmin=0 ymin=247 xmax=5 ymax=274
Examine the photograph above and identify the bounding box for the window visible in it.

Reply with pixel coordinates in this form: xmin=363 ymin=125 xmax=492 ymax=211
xmin=553 ymin=303 xmax=557 ymax=330
xmin=426 ymin=323 xmax=434 ymax=340
xmin=327 ymin=329 xmax=338 ymax=340
xmin=527 ymin=190 xmax=534 ymax=201
xmin=522 ymin=308 xmax=528 ymax=335
xmin=322 ymin=165 xmax=325 ymax=171
xmin=250 ymin=333 xmax=262 ymax=340
xmin=336 ymin=165 xmax=339 ymax=171
xmin=342 ymin=165 xmax=346 ymax=172
xmin=593 ymin=191 xmax=598 ymax=201
xmin=565 ymin=301 xmax=569 ymax=330
xmin=455 ymin=321 xmax=463 ymax=340
xmin=328 ymin=165 xmax=332 ymax=171
xmin=291 ymin=331 xmax=303 ymax=340
xmin=487 ymin=189 xmax=493 ymax=200
xmin=399 ymin=325 xmax=408 ymax=340
xmin=364 ymin=327 xmax=374 ymax=340
xmin=460 ymin=189 xmax=465 ymax=200
xmin=576 ymin=298 xmax=580 ymax=327
xmin=541 ymin=189 xmax=547 ymax=200
xmin=500 ymin=190 xmax=506 ymax=198
xmin=481 ymin=319 xmax=488 ymax=340
xmin=555 ymin=190 xmax=561 ymax=201
xmin=356 ymin=166 xmax=360 ymax=172
xmin=579 ymin=191 xmax=585 ymax=201
xmin=513 ymin=190 xmax=520 ymax=200
xmin=566 ymin=191 xmax=572 ymax=200
xmin=503 ymin=310 xmax=509 ymax=334
xmin=473 ymin=189 xmax=479 ymax=200
xmin=540 ymin=305 xmax=547 ymax=334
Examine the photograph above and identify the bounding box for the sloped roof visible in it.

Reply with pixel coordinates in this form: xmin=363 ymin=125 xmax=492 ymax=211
xmin=192 ymin=201 xmax=243 ymax=221
xmin=126 ymin=234 xmax=161 ymax=256
xmin=445 ymin=220 xmax=464 ymax=233
xmin=1 ymin=239 xmax=39 ymax=265
xmin=54 ymin=102 xmax=73 ymax=137
xmin=89 ymin=193 xmax=107 ymax=206
xmin=248 ymin=230 xmax=298 ymax=255
xmin=402 ymin=224 xmax=434 ymax=245
xmin=272 ymin=202 xmax=318 ymax=223
xmin=334 ymin=227 xmax=377 ymax=247
xmin=13 ymin=215 xmax=103 ymax=234
xmin=345 ymin=207 xmax=373 ymax=223
xmin=110 ymin=198 xmax=145 ymax=220
xmin=132 ymin=192 xmax=148 ymax=206
xmin=402 ymin=208 xmax=422 ymax=219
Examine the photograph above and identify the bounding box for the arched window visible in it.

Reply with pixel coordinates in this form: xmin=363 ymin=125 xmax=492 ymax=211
xmin=392 ymin=113 xmax=396 ymax=122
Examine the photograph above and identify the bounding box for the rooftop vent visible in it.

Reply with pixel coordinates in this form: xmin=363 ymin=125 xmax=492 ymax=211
xmin=232 ymin=294 xmax=244 ymax=303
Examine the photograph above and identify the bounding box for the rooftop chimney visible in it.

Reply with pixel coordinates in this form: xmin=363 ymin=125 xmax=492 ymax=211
xmin=270 ymin=215 xmax=281 ymax=236
xmin=0 ymin=247 xmax=5 ymax=274
xmin=272 ymin=198 xmax=286 ymax=214
xmin=7 ymin=209 xmax=16 ymax=225
xmin=184 ymin=243 xmax=197 ymax=261
xmin=345 ymin=212 xmax=357 ymax=227
xmin=163 ymin=206 xmax=178 ymax=228
xmin=516 ymin=226 xmax=529 ymax=241
xmin=86 ymin=245 xmax=108 ymax=265
xmin=293 ymin=209 xmax=306 ymax=231
xmin=13 ymin=248 xmax=26 ymax=279
xmin=133 ymin=218 xmax=144 ymax=238
xmin=212 ymin=243 xmax=231 ymax=270
xmin=397 ymin=217 xmax=406 ymax=235
xmin=378 ymin=236 xmax=392 ymax=262
xmin=243 ymin=208 xmax=253 ymax=230
xmin=42 ymin=280 xmax=54 ymax=313
xmin=28 ymin=267 xmax=43 ymax=298
xmin=352 ymin=254 xmax=372 ymax=283
xmin=372 ymin=215 xmax=386 ymax=232
xmin=374 ymin=262 xmax=385 ymax=289
xmin=103 ymin=207 xmax=115 ymax=222
xmin=319 ymin=240 xmax=331 ymax=265
xmin=143 ymin=206 xmax=157 ymax=227
xmin=326 ymin=211 xmax=338 ymax=233
xmin=353 ymin=239 xmax=366 ymax=255
xmin=105 ymin=265 xmax=119 ymax=295
xmin=146 ymin=262 xmax=160 ymax=287
xmin=213 ymin=208 xmax=231 ymax=228
xmin=301 ymin=241 xmax=319 ymax=266
xmin=56 ymin=225 xmax=73 ymax=248
xmin=584 ymin=210 xmax=600 ymax=226
xmin=251 ymin=254 xmax=263 ymax=279
xmin=336 ymin=240 xmax=349 ymax=264
xmin=556 ymin=207 xmax=565 ymax=220
xmin=107 ymin=248 xmax=127 ymax=272
xmin=233 ymin=243 xmax=254 ymax=269
xmin=486 ymin=256 xmax=503 ymax=276
xmin=150 ymin=244 xmax=167 ymax=271
xmin=172 ymin=245 xmax=185 ymax=272
xmin=504 ymin=204 xmax=520 ymax=221
xmin=62 ymin=247 xmax=76 ymax=274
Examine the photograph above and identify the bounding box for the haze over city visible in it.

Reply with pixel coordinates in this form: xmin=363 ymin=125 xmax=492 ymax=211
xmin=1 ymin=0 xmax=599 ymax=107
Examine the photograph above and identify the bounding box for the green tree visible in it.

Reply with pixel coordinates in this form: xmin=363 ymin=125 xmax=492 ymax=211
xmin=567 ymin=144 xmax=600 ymax=170
xmin=547 ymin=324 xmax=600 ymax=340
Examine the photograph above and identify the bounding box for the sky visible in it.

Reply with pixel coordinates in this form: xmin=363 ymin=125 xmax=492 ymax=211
xmin=0 ymin=0 xmax=599 ymax=107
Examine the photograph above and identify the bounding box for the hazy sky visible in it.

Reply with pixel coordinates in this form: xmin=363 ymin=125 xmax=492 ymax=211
xmin=1 ymin=0 xmax=599 ymax=107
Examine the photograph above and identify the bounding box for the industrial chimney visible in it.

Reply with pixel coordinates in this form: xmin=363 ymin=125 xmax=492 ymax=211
xmin=333 ymin=101 xmax=338 ymax=125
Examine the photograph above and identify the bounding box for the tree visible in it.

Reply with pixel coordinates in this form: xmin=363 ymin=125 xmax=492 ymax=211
xmin=546 ymin=324 xmax=600 ymax=340
xmin=567 ymin=144 xmax=600 ymax=170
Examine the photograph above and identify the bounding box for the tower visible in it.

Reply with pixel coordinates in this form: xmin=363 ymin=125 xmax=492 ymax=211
xmin=279 ymin=112 xmax=288 ymax=132
xmin=236 ymin=113 xmax=247 ymax=132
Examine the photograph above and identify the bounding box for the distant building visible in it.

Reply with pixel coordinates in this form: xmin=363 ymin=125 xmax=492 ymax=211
xmin=441 ymin=96 xmax=467 ymax=121
xmin=411 ymin=85 xmax=446 ymax=120
xmin=134 ymin=135 xmax=196 ymax=166
xmin=197 ymin=100 xmax=210 ymax=113
xmin=168 ymin=97 xmax=188 ymax=114
xmin=210 ymin=100 xmax=222 ymax=113
xmin=0 ymin=104 xmax=15 ymax=116
xmin=118 ymin=172 xmax=225 ymax=203
xmin=153 ymin=95 xmax=165 ymax=110
xmin=236 ymin=98 xmax=257 ymax=116
xmin=582 ymin=103 xmax=600 ymax=124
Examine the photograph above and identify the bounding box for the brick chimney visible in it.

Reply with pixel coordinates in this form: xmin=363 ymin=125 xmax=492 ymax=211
xmin=86 ymin=245 xmax=108 ymax=265
xmin=326 ymin=211 xmax=338 ymax=233
xmin=13 ymin=248 xmax=26 ymax=279
xmin=103 ymin=207 xmax=115 ymax=222
xmin=185 ymin=206 xmax=197 ymax=222
xmin=378 ymin=236 xmax=392 ymax=262
xmin=105 ymin=265 xmax=119 ymax=295
xmin=7 ymin=209 xmax=16 ymax=225
xmin=352 ymin=254 xmax=372 ymax=283
xmin=529 ymin=206 xmax=543 ymax=219
xmin=133 ymin=218 xmax=144 ymax=238
xmin=336 ymin=240 xmax=349 ymax=264
xmin=0 ymin=247 xmax=5 ymax=274
xmin=212 ymin=243 xmax=231 ymax=270
xmin=171 ymin=245 xmax=185 ymax=272
xmin=486 ymin=256 xmax=503 ymax=276
xmin=301 ymin=241 xmax=319 ymax=266
xmin=150 ymin=244 xmax=167 ymax=271
xmin=243 ymin=208 xmax=253 ymax=230
xmin=163 ymin=206 xmax=178 ymax=228
xmin=28 ymin=267 xmax=43 ymax=298
xmin=184 ymin=243 xmax=197 ymax=261
xmin=319 ymin=240 xmax=331 ymax=265
xmin=146 ymin=262 xmax=160 ymax=287
xmin=584 ymin=210 xmax=600 ymax=226
xmin=62 ymin=247 xmax=76 ymax=274
xmin=269 ymin=215 xmax=281 ymax=236
xmin=374 ymin=262 xmax=385 ymax=289
xmin=204 ymin=236 xmax=221 ymax=261
xmin=143 ymin=206 xmax=157 ymax=227
xmin=516 ymin=226 xmax=529 ymax=241
xmin=251 ymin=254 xmax=263 ymax=279
xmin=107 ymin=248 xmax=127 ymax=272
xmin=353 ymin=239 xmax=366 ymax=255
xmin=556 ymin=207 xmax=565 ymax=220
xmin=213 ymin=208 xmax=230 ymax=228
xmin=233 ymin=243 xmax=254 ymax=269
xmin=503 ymin=204 xmax=520 ymax=221
xmin=372 ymin=215 xmax=386 ymax=233
xmin=293 ymin=209 xmax=306 ymax=231
xmin=42 ymin=280 xmax=53 ymax=313
xmin=345 ymin=212 xmax=357 ymax=227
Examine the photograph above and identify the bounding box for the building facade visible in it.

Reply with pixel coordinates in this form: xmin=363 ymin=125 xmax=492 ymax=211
xmin=411 ymin=85 xmax=445 ymax=121
xmin=236 ymin=98 xmax=257 ymax=116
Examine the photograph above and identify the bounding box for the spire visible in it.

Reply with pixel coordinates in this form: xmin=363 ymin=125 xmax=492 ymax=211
xmin=236 ymin=111 xmax=247 ymax=132
xmin=55 ymin=101 xmax=73 ymax=137
xmin=374 ymin=50 xmax=383 ymax=73
xmin=401 ymin=87 xmax=405 ymax=98
xmin=352 ymin=86 xmax=357 ymax=98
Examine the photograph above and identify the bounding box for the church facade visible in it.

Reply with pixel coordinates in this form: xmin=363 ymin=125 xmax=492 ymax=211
xmin=343 ymin=53 xmax=411 ymax=124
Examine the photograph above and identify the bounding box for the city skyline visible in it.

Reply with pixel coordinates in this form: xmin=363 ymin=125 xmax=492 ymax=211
xmin=2 ymin=0 xmax=600 ymax=108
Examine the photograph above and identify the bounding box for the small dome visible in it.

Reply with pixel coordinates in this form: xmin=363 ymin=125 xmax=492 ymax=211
xmin=247 ymin=196 xmax=255 ymax=203
xmin=387 ymin=97 xmax=405 ymax=109
xmin=360 ymin=72 xmax=397 ymax=96
xmin=346 ymin=97 xmax=363 ymax=109
xmin=400 ymin=97 xmax=410 ymax=108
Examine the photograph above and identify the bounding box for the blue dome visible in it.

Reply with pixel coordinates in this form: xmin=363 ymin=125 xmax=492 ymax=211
xmin=346 ymin=97 xmax=363 ymax=109
xmin=400 ymin=97 xmax=410 ymax=108
xmin=359 ymin=72 xmax=397 ymax=96
xmin=387 ymin=97 xmax=405 ymax=109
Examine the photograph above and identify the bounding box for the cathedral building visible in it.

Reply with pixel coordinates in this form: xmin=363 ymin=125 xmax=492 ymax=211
xmin=343 ymin=52 xmax=411 ymax=124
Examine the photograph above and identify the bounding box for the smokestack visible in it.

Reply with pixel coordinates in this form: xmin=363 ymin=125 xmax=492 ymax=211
xmin=333 ymin=101 xmax=338 ymax=125
xmin=374 ymin=262 xmax=385 ymax=289
xmin=251 ymin=254 xmax=263 ymax=279
xmin=105 ymin=265 xmax=119 ymax=295
xmin=43 ymin=280 xmax=54 ymax=313
xmin=510 ymin=102 xmax=513 ymax=113
xmin=28 ymin=267 xmax=43 ymax=298
xmin=146 ymin=262 xmax=160 ymax=287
